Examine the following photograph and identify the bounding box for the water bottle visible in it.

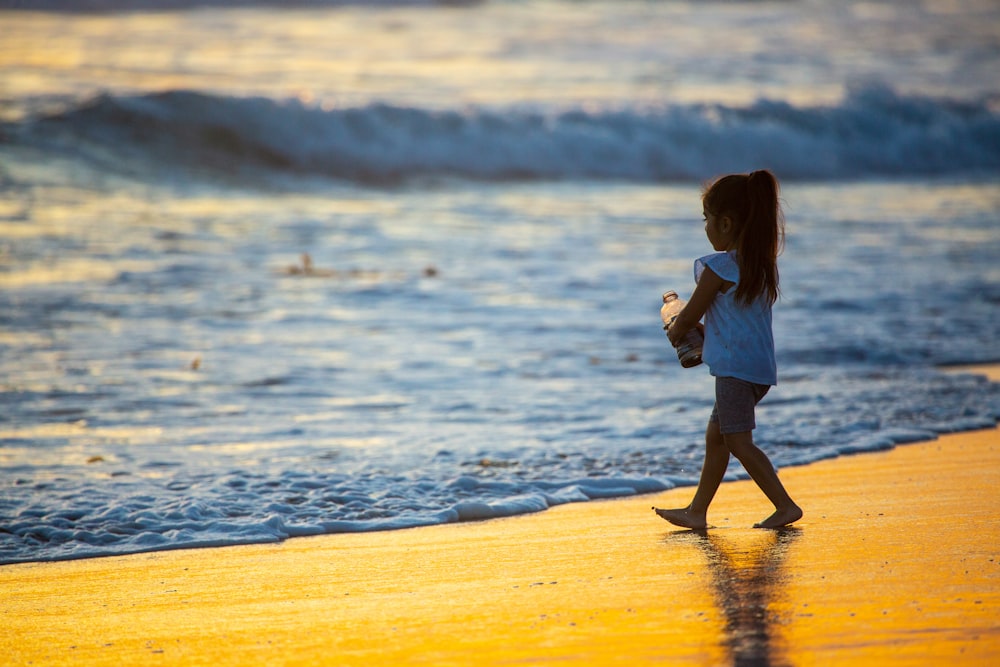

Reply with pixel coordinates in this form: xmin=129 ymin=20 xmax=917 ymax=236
xmin=660 ymin=290 xmax=704 ymax=368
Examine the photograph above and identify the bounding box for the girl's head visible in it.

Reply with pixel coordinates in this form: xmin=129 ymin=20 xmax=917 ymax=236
xmin=702 ymin=169 xmax=784 ymax=306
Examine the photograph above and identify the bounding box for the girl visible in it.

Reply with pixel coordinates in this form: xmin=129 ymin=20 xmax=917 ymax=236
xmin=655 ymin=170 xmax=802 ymax=530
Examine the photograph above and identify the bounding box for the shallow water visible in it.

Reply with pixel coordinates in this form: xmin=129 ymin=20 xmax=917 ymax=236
xmin=2 ymin=177 xmax=996 ymax=562
xmin=1 ymin=0 xmax=998 ymax=564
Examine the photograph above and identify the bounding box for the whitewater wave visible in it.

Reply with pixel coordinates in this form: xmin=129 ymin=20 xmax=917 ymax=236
xmin=4 ymin=86 xmax=999 ymax=184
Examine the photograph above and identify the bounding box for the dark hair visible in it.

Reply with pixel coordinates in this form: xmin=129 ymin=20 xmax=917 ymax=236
xmin=702 ymin=169 xmax=784 ymax=306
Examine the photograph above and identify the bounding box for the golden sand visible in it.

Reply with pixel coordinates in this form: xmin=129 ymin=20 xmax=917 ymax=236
xmin=2 ymin=366 xmax=998 ymax=666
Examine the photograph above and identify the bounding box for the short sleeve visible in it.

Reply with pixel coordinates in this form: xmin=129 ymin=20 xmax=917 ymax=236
xmin=694 ymin=251 xmax=739 ymax=284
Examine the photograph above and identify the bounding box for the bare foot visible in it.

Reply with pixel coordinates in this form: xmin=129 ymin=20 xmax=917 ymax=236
xmin=652 ymin=506 xmax=708 ymax=530
xmin=753 ymin=504 xmax=803 ymax=529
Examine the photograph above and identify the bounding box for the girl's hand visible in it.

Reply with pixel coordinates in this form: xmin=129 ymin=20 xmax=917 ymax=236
xmin=668 ymin=269 xmax=721 ymax=344
xmin=667 ymin=320 xmax=703 ymax=345
xmin=666 ymin=321 xmax=685 ymax=346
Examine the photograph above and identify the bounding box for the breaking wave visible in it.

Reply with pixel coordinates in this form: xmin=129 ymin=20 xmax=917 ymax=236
xmin=4 ymin=85 xmax=999 ymax=185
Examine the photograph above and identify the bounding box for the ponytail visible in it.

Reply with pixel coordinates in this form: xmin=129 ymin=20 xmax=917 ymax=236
xmin=702 ymin=169 xmax=784 ymax=306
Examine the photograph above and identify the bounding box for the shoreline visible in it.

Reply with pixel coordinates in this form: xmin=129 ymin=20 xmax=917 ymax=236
xmin=3 ymin=374 xmax=998 ymax=664
xmin=3 ymin=363 xmax=995 ymax=570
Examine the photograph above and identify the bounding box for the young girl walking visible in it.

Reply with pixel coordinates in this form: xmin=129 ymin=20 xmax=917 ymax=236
xmin=654 ymin=170 xmax=802 ymax=530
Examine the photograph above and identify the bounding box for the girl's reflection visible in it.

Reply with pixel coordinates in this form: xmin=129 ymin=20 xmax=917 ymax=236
xmin=664 ymin=528 xmax=800 ymax=667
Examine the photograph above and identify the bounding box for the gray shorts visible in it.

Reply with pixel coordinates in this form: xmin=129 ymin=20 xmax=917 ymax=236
xmin=709 ymin=376 xmax=771 ymax=434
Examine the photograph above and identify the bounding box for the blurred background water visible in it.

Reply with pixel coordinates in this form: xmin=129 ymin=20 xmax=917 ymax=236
xmin=1 ymin=0 xmax=998 ymax=564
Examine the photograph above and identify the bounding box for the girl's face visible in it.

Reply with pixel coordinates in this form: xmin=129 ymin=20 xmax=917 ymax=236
xmin=703 ymin=207 xmax=734 ymax=251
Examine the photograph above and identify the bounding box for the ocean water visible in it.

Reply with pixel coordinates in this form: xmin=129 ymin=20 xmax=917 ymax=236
xmin=1 ymin=0 xmax=998 ymax=565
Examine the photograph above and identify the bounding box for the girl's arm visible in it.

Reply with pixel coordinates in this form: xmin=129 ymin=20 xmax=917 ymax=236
xmin=667 ymin=266 xmax=723 ymax=345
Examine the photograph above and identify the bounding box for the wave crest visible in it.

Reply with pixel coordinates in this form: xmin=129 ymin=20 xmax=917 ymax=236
xmin=8 ymin=86 xmax=1000 ymax=184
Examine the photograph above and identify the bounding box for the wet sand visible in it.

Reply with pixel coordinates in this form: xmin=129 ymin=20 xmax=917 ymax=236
xmin=2 ymin=366 xmax=998 ymax=666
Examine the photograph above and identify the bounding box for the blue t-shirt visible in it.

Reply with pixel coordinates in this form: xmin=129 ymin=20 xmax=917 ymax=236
xmin=694 ymin=251 xmax=777 ymax=386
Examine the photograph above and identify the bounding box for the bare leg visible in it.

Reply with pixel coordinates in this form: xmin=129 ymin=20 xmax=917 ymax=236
xmin=654 ymin=422 xmax=728 ymax=529
xmin=723 ymin=431 xmax=802 ymax=528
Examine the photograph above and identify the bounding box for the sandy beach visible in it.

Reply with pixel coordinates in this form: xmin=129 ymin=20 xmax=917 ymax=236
xmin=2 ymin=366 xmax=998 ymax=666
